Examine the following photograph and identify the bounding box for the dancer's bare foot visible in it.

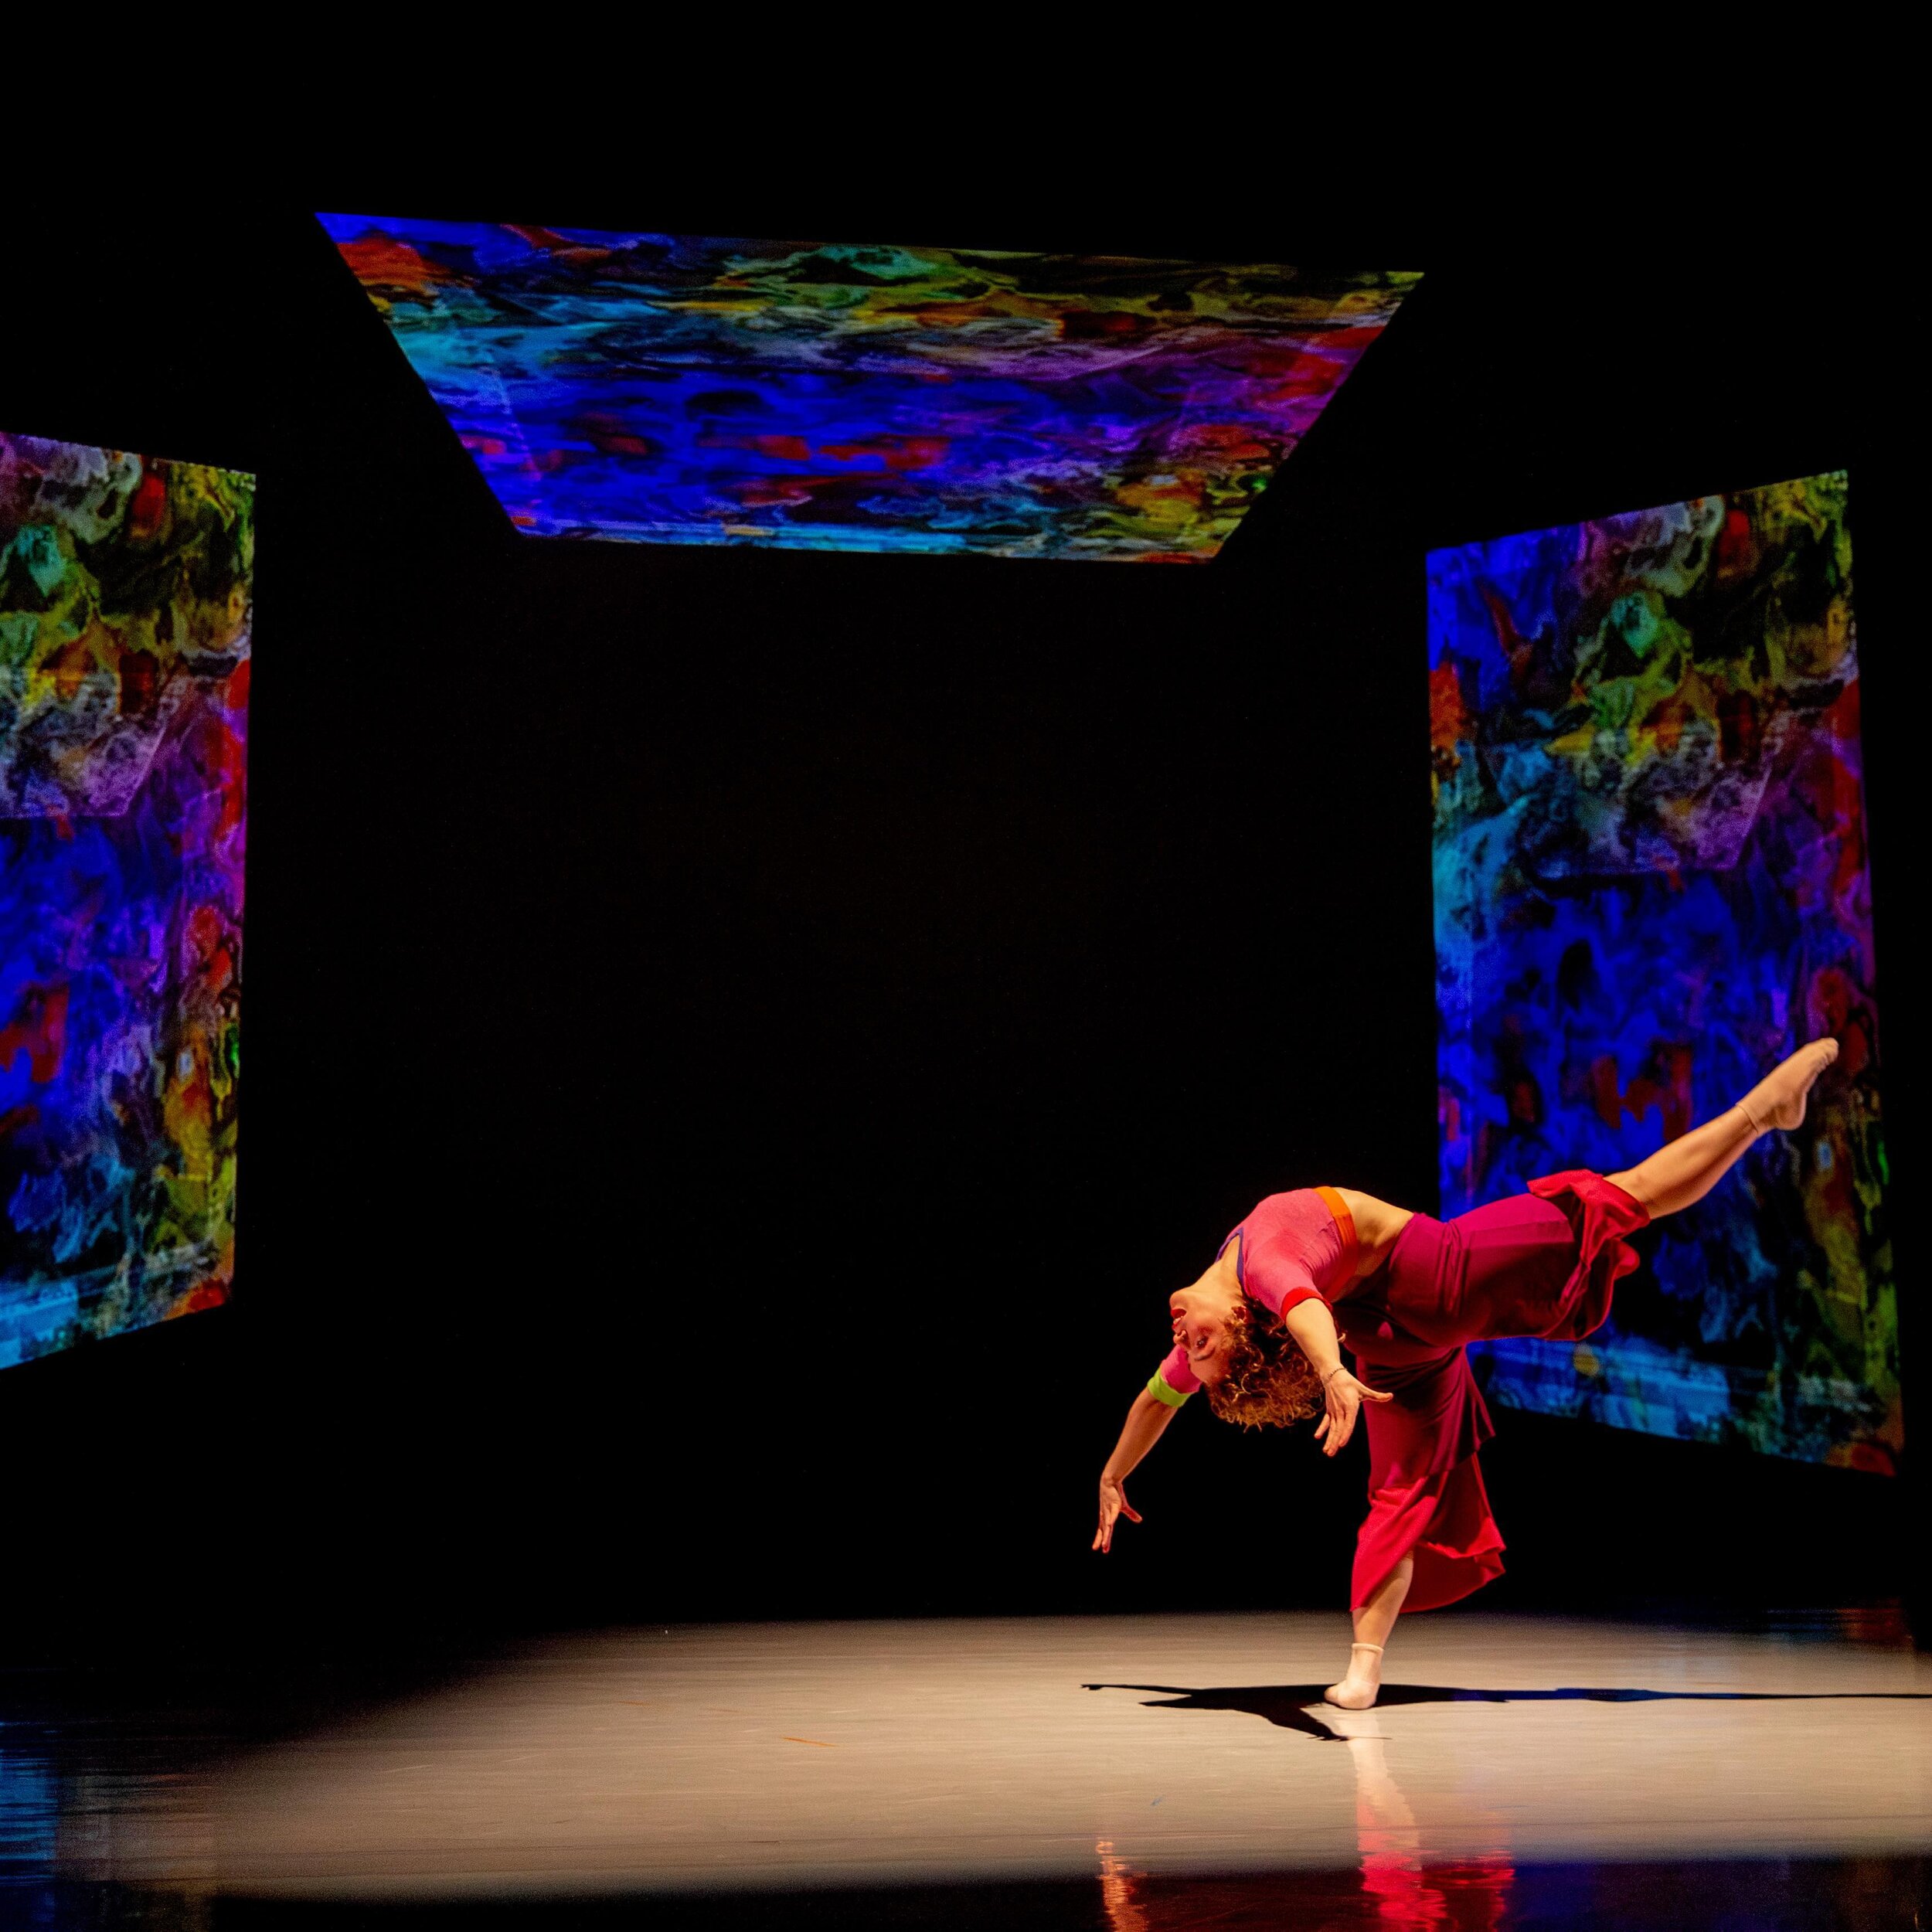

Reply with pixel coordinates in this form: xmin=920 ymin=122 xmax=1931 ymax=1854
xmin=1325 ymin=1641 xmax=1384 ymax=1710
xmin=1738 ymin=1038 xmax=1839 ymax=1135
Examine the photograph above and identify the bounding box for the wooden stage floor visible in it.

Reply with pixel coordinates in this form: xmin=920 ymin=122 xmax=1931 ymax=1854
xmin=39 ymin=1610 xmax=1930 ymax=1908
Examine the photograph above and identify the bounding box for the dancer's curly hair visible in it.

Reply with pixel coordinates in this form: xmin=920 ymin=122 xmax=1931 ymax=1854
xmin=1205 ymin=1296 xmax=1325 ymax=1430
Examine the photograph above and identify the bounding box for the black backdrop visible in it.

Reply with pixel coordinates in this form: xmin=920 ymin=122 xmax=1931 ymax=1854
xmin=0 ymin=199 xmax=1920 ymax=1662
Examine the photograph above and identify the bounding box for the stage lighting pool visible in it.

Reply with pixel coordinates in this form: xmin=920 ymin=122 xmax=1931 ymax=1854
xmin=1429 ymin=473 xmax=1896 ymax=1470
xmin=1 ymin=434 xmax=251 ymax=1369
xmin=319 ymin=215 xmax=1417 ymax=563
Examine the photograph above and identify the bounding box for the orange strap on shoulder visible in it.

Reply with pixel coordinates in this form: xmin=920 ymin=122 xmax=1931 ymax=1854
xmin=1314 ymin=1185 xmax=1359 ymax=1280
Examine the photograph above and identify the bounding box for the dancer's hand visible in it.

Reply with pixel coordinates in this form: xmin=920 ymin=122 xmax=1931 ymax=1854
xmin=1314 ymin=1369 xmax=1393 ymax=1457
xmin=1094 ymin=1475 xmax=1141 ymax=1552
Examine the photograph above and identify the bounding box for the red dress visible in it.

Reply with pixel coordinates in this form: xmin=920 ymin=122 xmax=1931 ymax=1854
xmin=1151 ymin=1175 xmax=1648 ymax=1614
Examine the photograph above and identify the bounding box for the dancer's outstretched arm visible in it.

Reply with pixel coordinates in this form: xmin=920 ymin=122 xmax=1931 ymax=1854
xmin=1283 ymin=1299 xmax=1393 ymax=1458
xmin=1094 ymin=1391 xmax=1174 ymax=1551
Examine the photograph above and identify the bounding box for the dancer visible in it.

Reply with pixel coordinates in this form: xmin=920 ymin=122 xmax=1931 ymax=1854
xmin=1092 ymin=1039 xmax=1839 ymax=1710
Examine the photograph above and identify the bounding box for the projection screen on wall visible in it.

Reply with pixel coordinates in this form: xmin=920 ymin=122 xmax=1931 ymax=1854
xmin=1 ymin=433 xmax=252 ymax=1369
xmin=1430 ymin=472 xmax=1897 ymax=1471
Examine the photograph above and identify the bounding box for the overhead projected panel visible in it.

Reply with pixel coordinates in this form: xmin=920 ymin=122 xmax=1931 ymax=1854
xmin=1430 ymin=473 xmax=1896 ymax=1470
xmin=1 ymin=434 xmax=251 ymax=1369
xmin=319 ymin=215 xmax=1418 ymax=563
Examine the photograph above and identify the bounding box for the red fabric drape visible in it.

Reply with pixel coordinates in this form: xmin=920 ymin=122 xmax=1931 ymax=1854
xmin=1342 ymin=1172 xmax=1648 ymax=1612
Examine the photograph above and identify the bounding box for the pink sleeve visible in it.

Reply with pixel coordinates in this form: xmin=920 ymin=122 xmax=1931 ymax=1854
xmin=1246 ymin=1252 xmax=1325 ymax=1321
xmin=1158 ymin=1343 xmax=1201 ymax=1394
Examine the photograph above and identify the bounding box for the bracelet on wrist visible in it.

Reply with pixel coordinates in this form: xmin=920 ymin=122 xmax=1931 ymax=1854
xmin=1321 ymin=1366 xmax=1346 ymax=1384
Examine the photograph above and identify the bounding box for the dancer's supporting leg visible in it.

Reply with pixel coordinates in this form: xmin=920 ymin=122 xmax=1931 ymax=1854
xmin=1605 ymin=1039 xmax=1838 ymax=1219
xmin=1326 ymin=1556 xmax=1411 ymax=1710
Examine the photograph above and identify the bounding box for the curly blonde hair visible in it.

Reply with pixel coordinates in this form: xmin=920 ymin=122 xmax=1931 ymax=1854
xmin=1205 ymin=1296 xmax=1325 ymax=1430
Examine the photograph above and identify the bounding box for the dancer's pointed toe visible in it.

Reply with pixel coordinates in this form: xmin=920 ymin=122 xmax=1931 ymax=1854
xmin=1740 ymin=1038 xmax=1839 ymax=1135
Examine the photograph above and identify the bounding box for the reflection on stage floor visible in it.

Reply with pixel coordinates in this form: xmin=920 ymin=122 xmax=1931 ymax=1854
xmin=3 ymin=1609 xmax=1927 ymax=1927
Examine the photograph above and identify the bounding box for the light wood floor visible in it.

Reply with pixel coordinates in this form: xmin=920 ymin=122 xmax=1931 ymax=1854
xmin=74 ymin=1612 xmax=1932 ymax=1899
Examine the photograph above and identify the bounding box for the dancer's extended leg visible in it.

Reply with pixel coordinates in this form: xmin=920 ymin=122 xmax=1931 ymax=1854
xmin=1606 ymin=1039 xmax=1838 ymax=1219
xmin=1326 ymin=1556 xmax=1411 ymax=1710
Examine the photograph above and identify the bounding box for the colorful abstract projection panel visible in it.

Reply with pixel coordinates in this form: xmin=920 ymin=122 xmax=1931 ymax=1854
xmin=1 ymin=434 xmax=250 ymax=1369
xmin=319 ymin=215 xmax=1418 ymax=562
xmin=1430 ymin=474 xmax=1896 ymax=1470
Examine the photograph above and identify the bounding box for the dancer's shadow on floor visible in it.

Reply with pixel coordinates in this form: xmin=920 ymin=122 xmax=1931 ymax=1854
xmin=1083 ymin=1681 xmax=1932 ymax=1743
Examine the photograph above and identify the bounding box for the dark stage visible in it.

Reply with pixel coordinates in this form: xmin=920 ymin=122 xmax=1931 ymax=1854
xmin=0 ymin=182 xmax=1923 ymax=1928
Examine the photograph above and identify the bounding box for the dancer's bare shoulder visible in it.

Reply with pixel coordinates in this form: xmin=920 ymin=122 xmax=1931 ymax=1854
xmin=1330 ymin=1189 xmax=1417 ymax=1275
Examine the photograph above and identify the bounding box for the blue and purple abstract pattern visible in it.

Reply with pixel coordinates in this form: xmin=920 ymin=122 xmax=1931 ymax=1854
xmin=320 ymin=215 xmax=1417 ymax=562
xmin=1430 ymin=474 xmax=1897 ymax=1469
xmin=2 ymin=434 xmax=251 ymax=1369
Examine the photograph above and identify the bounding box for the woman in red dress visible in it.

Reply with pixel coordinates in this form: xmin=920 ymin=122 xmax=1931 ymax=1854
xmin=1092 ymin=1039 xmax=1840 ymax=1709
